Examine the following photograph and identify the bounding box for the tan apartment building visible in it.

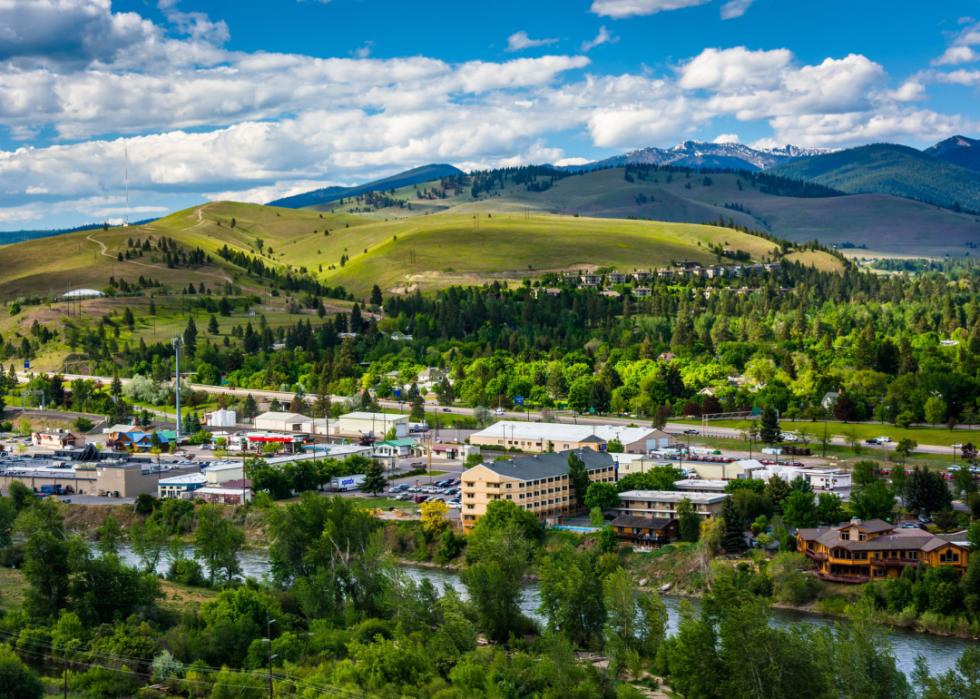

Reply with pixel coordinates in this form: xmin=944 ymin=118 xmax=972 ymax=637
xmin=461 ymin=449 xmax=616 ymax=531
xmin=616 ymin=490 xmax=726 ymax=520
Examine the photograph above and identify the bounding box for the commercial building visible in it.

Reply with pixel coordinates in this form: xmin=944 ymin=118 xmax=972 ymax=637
xmin=32 ymin=430 xmax=85 ymax=449
xmin=330 ymin=412 xmax=410 ymax=440
xmin=469 ymin=421 xmax=672 ymax=454
xmin=157 ymin=472 xmax=208 ymax=499
xmin=616 ymin=490 xmax=726 ymax=520
xmin=461 ymin=449 xmax=616 ymax=531
xmin=674 ymin=479 xmax=728 ymax=494
xmin=187 ymin=482 xmax=252 ymax=505
xmin=610 ymin=515 xmax=678 ymax=545
xmin=372 ymin=438 xmax=418 ymax=459
xmin=0 ymin=454 xmax=196 ymax=498
xmin=227 ymin=432 xmax=306 ymax=453
xmin=754 ymin=464 xmax=851 ymax=493
xmin=254 ymin=412 xmax=311 ymax=433
xmin=797 ymin=519 xmax=970 ymax=583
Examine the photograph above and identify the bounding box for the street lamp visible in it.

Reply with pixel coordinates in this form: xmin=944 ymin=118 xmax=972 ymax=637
xmin=172 ymin=337 xmax=182 ymax=442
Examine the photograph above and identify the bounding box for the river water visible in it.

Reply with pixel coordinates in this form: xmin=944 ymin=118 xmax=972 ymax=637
xmin=115 ymin=546 xmax=974 ymax=678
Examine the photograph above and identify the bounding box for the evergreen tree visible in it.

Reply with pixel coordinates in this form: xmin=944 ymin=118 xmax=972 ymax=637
xmin=207 ymin=314 xmax=220 ymax=335
xmin=720 ymin=496 xmax=745 ymax=553
xmin=677 ymin=498 xmax=700 ymax=542
xmin=362 ymin=461 xmax=387 ymax=496
xmin=370 ymin=284 xmax=383 ymax=306
xmin=242 ymin=394 xmax=258 ymax=419
xmin=410 ymin=394 xmax=425 ymax=422
xmin=566 ymin=452 xmax=589 ymax=508
xmin=182 ymin=316 xmax=197 ymax=353
xmin=759 ymin=405 xmax=781 ymax=445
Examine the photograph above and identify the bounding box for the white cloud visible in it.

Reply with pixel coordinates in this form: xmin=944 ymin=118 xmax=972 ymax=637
xmin=554 ymin=156 xmax=592 ymax=166
xmin=590 ymin=0 xmax=709 ymax=19
xmin=720 ymin=0 xmax=754 ymax=19
xmin=934 ymin=45 xmax=977 ymax=66
xmin=0 ymin=1 xmax=974 ymax=227
xmin=891 ymin=80 xmax=925 ymax=102
xmin=581 ymin=26 xmax=617 ymax=52
xmin=678 ymin=47 xmax=792 ymax=91
xmin=713 ymin=133 xmax=739 ymax=143
xmin=767 ymin=108 xmax=976 ymax=148
xmin=932 ymin=69 xmax=980 ymax=86
xmin=930 ymin=21 xmax=980 ymax=68
xmin=506 ymin=31 xmax=558 ymax=52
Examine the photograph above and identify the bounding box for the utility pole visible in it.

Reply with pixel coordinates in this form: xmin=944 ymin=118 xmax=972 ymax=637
xmin=266 ymin=613 xmax=276 ymax=699
xmin=173 ymin=337 xmax=182 ymax=442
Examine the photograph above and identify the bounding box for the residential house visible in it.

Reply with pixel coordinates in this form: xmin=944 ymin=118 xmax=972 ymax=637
xmin=632 ymin=286 xmax=652 ymax=298
xmin=796 ymin=519 xmax=970 ymax=583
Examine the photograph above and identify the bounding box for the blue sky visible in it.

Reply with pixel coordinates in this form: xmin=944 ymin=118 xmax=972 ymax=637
xmin=0 ymin=0 xmax=978 ymax=229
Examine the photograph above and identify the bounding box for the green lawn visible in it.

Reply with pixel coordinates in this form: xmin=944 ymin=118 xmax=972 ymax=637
xmin=689 ymin=418 xmax=974 ymax=448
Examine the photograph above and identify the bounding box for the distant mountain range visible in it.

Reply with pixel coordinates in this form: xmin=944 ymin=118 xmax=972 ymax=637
xmin=569 ymin=140 xmax=831 ymax=172
xmin=269 ymin=163 xmax=464 ymax=209
xmin=772 ymin=142 xmax=980 ymax=213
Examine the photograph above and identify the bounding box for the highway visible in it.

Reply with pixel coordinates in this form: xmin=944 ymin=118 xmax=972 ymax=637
xmin=13 ymin=371 xmax=964 ymax=456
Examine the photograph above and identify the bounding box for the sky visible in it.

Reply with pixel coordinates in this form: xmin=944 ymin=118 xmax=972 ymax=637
xmin=0 ymin=0 xmax=978 ymax=230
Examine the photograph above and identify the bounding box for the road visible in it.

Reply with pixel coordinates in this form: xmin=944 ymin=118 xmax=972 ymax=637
xmin=14 ymin=371 xmax=960 ymax=456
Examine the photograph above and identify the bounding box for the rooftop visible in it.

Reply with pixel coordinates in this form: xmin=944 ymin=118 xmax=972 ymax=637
xmin=255 ymin=412 xmax=309 ymax=422
xmin=340 ymin=411 xmax=408 ymax=422
xmin=674 ymin=478 xmax=728 ymax=491
xmin=472 ymin=420 xmax=663 ymax=444
xmin=619 ymin=490 xmax=727 ymax=504
xmin=475 ymin=449 xmax=614 ymax=481
xmin=611 ymin=515 xmax=674 ymax=530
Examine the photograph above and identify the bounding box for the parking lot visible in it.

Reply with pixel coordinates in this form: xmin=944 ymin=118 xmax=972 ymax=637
xmin=384 ymin=476 xmax=463 ymax=510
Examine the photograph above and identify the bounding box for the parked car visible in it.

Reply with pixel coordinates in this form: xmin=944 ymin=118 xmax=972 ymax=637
xmin=494 ymin=408 xmax=505 ymax=416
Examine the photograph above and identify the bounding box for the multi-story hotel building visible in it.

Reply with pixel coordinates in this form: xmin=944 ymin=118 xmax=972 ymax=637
xmin=461 ymin=449 xmax=616 ymax=531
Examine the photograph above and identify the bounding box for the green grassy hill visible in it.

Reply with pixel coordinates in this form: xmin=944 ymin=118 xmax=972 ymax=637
xmin=0 ymin=203 xmax=778 ymax=303
xmin=323 ymin=167 xmax=979 ymax=257
xmin=771 ymin=144 xmax=980 ymax=213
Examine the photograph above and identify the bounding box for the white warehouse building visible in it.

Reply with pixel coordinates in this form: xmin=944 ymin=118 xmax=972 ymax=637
xmin=470 ymin=421 xmax=673 ymax=454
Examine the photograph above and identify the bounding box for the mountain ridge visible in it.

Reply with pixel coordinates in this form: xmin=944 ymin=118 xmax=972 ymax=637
xmin=268 ymin=163 xmax=464 ymax=209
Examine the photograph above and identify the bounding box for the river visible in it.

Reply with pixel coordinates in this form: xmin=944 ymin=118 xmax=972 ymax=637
xmin=115 ymin=545 xmax=974 ymax=678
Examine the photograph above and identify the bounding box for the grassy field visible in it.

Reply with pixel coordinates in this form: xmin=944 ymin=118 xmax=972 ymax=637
xmin=783 ymin=250 xmax=845 ymax=272
xmin=323 ymin=212 xmax=778 ymax=294
xmin=691 ymin=418 xmax=974 ymax=448
xmin=0 ymin=201 xmax=779 ymax=301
